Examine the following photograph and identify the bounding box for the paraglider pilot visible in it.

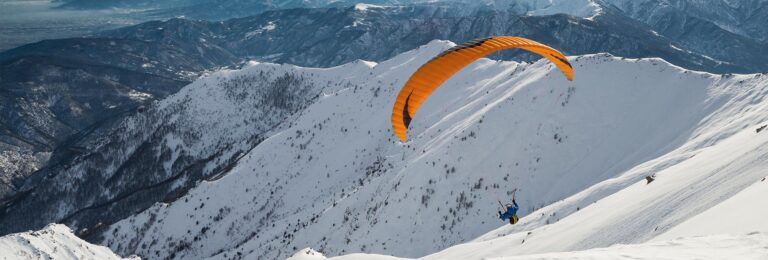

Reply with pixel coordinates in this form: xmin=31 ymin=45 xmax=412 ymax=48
xmin=498 ymin=192 xmax=520 ymax=225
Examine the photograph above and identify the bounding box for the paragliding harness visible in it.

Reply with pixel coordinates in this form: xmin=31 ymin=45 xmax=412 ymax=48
xmin=497 ymin=189 xmax=519 ymax=225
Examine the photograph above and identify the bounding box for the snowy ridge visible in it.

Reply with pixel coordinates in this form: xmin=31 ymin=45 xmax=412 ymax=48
xmin=0 ymin=224 xmax=137 ymax=260
xmin=657 ymin=177 xmax=768 ymax=240
xmin=97 ymin=39 xmax=768 ymax=260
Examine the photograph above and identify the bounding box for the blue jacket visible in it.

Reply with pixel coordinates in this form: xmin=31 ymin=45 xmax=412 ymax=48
xmin=499 ymin=200 xmax=519 ymax=221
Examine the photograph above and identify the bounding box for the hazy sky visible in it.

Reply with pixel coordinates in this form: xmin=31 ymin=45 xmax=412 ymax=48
xmin=0 ymin=0 xmax=144 ymax=51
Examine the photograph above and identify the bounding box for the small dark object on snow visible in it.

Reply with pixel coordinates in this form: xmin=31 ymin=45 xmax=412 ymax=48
xmin=137 ymin=105 xmax=147 ymax=113
xmin=757 ymin=125 xmax=767 ymax=133
xmin=646 ymin=175 xmax=656 ymax=184
xmin=762 ymin=177 xmax=766 ymax=182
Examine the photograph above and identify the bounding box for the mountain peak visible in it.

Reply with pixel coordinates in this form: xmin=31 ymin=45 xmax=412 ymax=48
xmin=0 ymin=224 xmax=137 ymax=260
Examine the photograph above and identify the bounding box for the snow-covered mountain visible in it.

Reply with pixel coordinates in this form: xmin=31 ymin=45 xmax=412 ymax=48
xmin=74 ymin=40 xmax=767 ymax=260
xmin=2 ymin=1 xmax=766 ymax=259
xmin=3 ymin=1 xmax=764 ymax=191
xmin=10 ymin=2 xmax=768 ymax=242
xmin=0 ymin=224 xmax=137 ymax=260
xmin=604 ymin=0 xmax=768 ymax=43
xmin=599 ymin=0 xmax=768 ymax=75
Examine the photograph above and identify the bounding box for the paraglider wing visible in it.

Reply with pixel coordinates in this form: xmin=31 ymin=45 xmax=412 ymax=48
xmin=391 ymin=36 xmax=574 ymax=142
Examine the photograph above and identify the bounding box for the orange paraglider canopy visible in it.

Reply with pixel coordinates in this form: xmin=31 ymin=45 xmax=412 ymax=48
xmin=391 ymin=36 xmax=574 ymax=142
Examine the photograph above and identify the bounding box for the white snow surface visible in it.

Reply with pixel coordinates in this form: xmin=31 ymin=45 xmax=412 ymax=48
xmin=656 ymin=178 xmax=768 ymax=240
xmin=100 ymin=40 xmax=768 ymax=260
xmin=246 ymin=21 xmax=277 ymax=39
xmin=307 ymin=233 xmax=768 ymax=260
xmin=0 ymin=224 xmax=138 ymax=260
xmin=354 ymin=3 xmax=387 ymax=11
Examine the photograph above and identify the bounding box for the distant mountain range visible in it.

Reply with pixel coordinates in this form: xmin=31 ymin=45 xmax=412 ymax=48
xmin=54 ymin=0 xmax=768 ymax=42
xmin=606 ymin=0 xmax=768 ymax=43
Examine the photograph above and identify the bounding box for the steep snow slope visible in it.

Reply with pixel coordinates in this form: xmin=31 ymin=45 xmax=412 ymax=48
xmin=656 ymin=178 xmax=768 ymax=240
xmin=100 ymin=40 xmax=768 ymax=260
xmin=0 ymin=224 xmax=137 ymax=260
xmin=292 ymin=232 xmax=768 ymax=260
xmin=418 ymin=122 xmax=768 ymax=259
xmin=496 ymin=233 xmax=768 ymax=260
